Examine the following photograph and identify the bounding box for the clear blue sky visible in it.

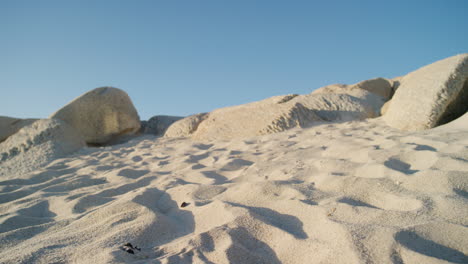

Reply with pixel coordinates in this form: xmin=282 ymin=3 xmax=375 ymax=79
xmin=2 ymin=0 xmax=467 ymax=120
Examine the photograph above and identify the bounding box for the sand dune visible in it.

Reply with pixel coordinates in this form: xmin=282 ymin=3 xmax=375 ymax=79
xmin=1 ymin=117 xmax=467 ymax=263
xmin=1 ymin=54 xmax=467 ymax=263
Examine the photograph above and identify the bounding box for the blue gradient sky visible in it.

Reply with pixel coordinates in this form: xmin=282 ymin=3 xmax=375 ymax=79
xmin=2 ymin=0 xmax=467 ymax=120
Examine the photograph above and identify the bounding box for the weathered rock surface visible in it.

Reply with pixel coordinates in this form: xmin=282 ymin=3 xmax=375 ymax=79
xmin=0 ymin=119 xmax=85 ymax=177
xmin=380 ymin=100 xmax=391 ymax=115
xmin=189 ymin=95 xmax=323 ymax=140
xmin=50 ymin=87 xmax=140 ymax=144
xmin=0 ymin=116 xmax=37 ymax=142
xmin=141 ymin=115 xmax=183 ymax=135
xmin=164 ymin=113 xmax=208 ymax=138
xmin=313 ymin=77 xmax=393 ymax=100
xmin=354 ymin=78 xmax=393 ymax=99
xmin=300 ymin=92 xmax=385 ymax=121
xmin=384 ymin=54 xmax=468 ymax=130
xmin=164 ymin=77 xmax=388 ymax=140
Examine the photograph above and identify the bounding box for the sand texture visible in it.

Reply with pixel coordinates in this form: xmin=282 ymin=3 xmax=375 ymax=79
xmin=0 ymin=119 xmax=85 ymax=179
xmin=0 ymin=116 xmax=38 ymax=143
xmin=1 ymin=54 xmax=468 ymax=263
xmin=1 ymin=116 xmax=467 ymax=263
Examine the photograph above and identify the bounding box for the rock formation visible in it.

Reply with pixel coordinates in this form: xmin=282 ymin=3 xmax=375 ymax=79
xmin=384 ymin=54 xmax=468 ymax=130
xmin=50 ymin=87 xmax=141 ymax=145
xmin=141 ymin=115 xmax=183 ymax=136
xmin=313 ymin=77 xmax=393 ymax=100
xmin=164 ymin=113 xmax=208 ymax=138
xmin=164 ymin=77 xmax=390 ymax=140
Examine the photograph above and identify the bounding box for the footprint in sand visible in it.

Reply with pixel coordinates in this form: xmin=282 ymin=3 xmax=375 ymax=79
xmin=432 ymin=155 xmax=468 ymax=171
xmin=42 ymin=176 xmax=107 ymax=192
xmin=193 ymin=143 xmax=214 ymax=150
xmin=72 ymin=177 xmax=156 ymax=213
xmin=192 ymin=185 xmax=227 ymax=201
xmin=314 ymin=159 xmax=357 ymax=175
xmin=72 ymin=195 xmax=114 ymax=214
xmin=354 ymin=163 xmax=386 ymax=178
xmin=185 ymin=153 xmax=210 ymax=163
xmin=384 ymin=158 xmax=418 ymax=174
xmin=395 ymin=228 xmax=468 ymax=263
xmin=192 ymin=164 xmax=206 ymax=170
xmin=95 ymin=162 xmax=127 ymax=171
xmin=117 ymin=168 xmax=150 ymax=179
xmin=384 ymin=151 xmax=439 ymax=174
xmin=337 ymin=197 xmax=379 ymax=209
xmin=201 ymin=171 xmax=229 ymax=184
xmin=0 ymin=201 xmax=56 ymax=233
xmin=228 ymin=150 xmax=243 ymax=156
xmin=406 ymin=143 xmax=437 ymax=151
xmin=227 ymin=202 xmax=308 ymax=239
xmin=131 ymin=155 xmax=143 ymax=162
xmin=339 ymin=192 xmax=422 ymax=212
xmin=220 ymin=159 xmax=254 ymax=171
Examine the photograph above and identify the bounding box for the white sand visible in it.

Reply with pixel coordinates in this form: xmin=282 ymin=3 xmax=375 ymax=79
xmin=0 ymin=116 xmax=467 ymax=263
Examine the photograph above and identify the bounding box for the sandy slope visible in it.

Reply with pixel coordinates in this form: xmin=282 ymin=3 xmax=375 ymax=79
xmin=0 ymin=117 xmax=467 ymax=263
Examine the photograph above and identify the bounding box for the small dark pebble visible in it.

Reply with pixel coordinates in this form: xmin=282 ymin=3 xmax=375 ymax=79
xmin=181 ymin=202 xmax=190 ymax=208
xmin=121 ymin=242 xmax=141 ymax=254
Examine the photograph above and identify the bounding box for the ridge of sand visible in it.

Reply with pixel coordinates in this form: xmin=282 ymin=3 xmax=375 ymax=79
xmin=0 ymin=117 xmax=467 ymax=263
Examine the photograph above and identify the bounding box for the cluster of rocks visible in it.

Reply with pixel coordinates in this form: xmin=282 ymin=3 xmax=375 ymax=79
xmin=1 ymin=54 xmax=467 ymax=175
xmin=163 ymin=54 xmax=467 ymax=140
xmin=0 ymin=87 xmax=141 ymax=176
xmin=165 ymin=78 xmax=392 ymax=141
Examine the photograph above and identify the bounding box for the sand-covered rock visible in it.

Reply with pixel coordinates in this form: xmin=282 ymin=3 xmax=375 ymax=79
xmin=50 ymin=87 xmax=140 ymax=145
xmin=141 ymin=115 xmax=183 ymax=135
xmin=0 ymin=118 xmax=85 ymax=177
xmin=313 ymin=77 xmax=393 ymax=100
xmin=0 ymin=116 xmax=37 ymax=142
xmin=380 ymin=100 xmax=391 ymax=115
xmin=174 ymin=80 xmax=387 ymax=140
xmin=164 ymin=113 xmax=208 ymax=138
xmin=384 ymin=54 xmax=468 ymax=130
xmin=354 ymin=78 xmax=393 ymax=99
xmin=297 ymin=92 xmax=384 ymax=121
xmin=188 ymin=95 xmax=323 ymax=140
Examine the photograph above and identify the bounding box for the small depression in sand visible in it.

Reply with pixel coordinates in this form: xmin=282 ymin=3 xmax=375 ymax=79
xmin=220 ymin=159 xmax=254 ymax=171
xmin=365 ymin=192 xmax=423 ymax=211
xmin=192 ymin=185 xmax=227 ymax=201
xmin=384 ymin=150 xmax=439 ymax=174
xmin=395 ymin=222 xmax=468 ymax=264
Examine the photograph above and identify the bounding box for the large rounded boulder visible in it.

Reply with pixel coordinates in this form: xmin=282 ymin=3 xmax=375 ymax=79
xmin=384 ymin=54 xmax=468 ymax=130
xmin=50 ymin=87 xmax=140 ymax=144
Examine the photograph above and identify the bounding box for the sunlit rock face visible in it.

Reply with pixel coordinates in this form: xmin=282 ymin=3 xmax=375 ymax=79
xmin=50 ymin=87 xmax=141 ymax=145
xmin=384 ymin=54 xmax=468 ymax=130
